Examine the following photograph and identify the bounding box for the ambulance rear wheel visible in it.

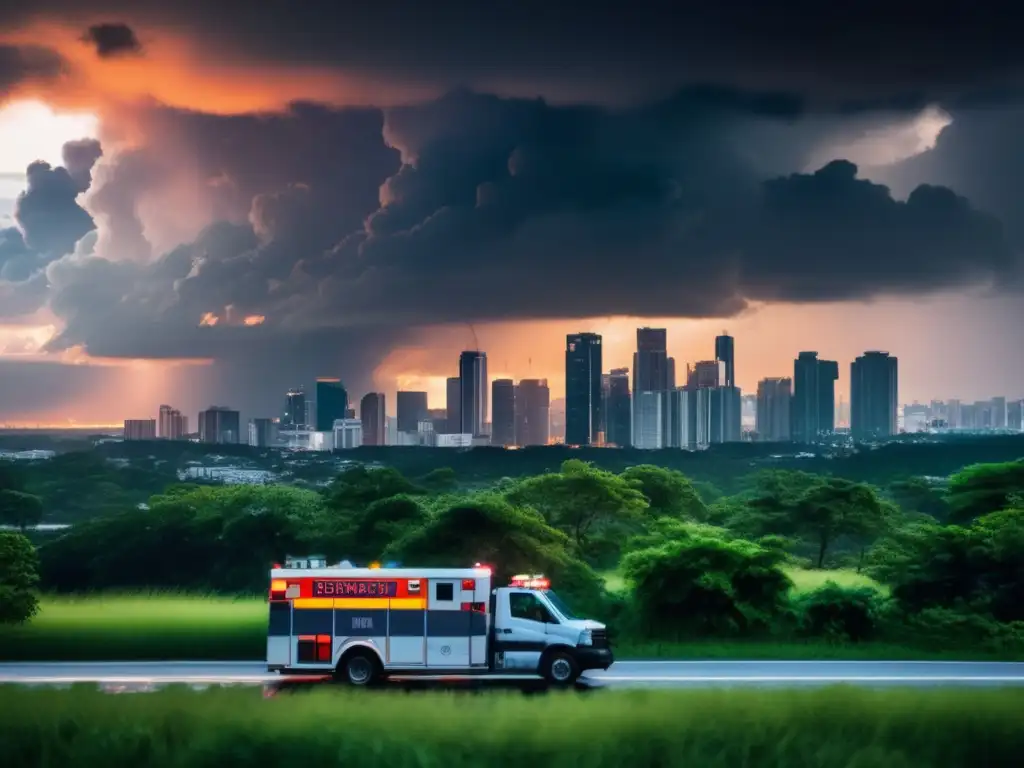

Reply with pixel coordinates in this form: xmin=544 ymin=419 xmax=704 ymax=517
xmin=542 ymin=650 xmax=579 ymax=686
xmin=336 ymin=650 xmax=380 ymax=687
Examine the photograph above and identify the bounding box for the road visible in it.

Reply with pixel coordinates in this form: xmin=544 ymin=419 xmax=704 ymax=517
xmin=3 ymin=660 xmax=1024 ymax=689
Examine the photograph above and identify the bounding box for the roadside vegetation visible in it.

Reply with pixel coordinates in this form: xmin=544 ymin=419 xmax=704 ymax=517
xmin=3 ymin=685 xmax=1023 ymax=767
xmin=1 ymin=441 xmax=1023 ymax=661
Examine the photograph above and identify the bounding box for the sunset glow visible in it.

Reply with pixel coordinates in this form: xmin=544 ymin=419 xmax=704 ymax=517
xmin=0 ymin=100 xmax=98 ymax=174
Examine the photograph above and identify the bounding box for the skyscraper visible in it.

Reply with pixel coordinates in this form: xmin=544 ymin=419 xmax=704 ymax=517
xmin=757 ymin=377 xmax=792 ymax=441
xmin=792 ymin=352 xmax=838 ymax=442
xmin=633 ymin=327 xmax=669 ymax=394
xmin=124 ymin=419 xmax=156 ymax=441
xmin=687 ymin=360 xmax=725 ymax=389
xmin=284 ymin=388 xmax=306 ymax=429
xmin=632 ymin=391 xmax=663 ymax=449
xmin=396 ymin=391 xmax=429 ymax=433
xmin=458 ymin=351 xmax=488 ymax=437
xmin=315 ymin=379 xmax=348 ymax=432
xmin=565 ymin=332 xmax=603 ymax=446
xmin=248 ymin=418 xmax=277 ymax=447
xmin=710 ymin=386 xmax=742 ymax=443
xmin=198 ymin=406 xmax=241 ymax=444
xmin=850 ymin=351 xmax=898 ymax=440
xmin=603 ymin=368 xmax=631 ymax=448
xmin=715 ymin=332 xmax=735 ymax=388
xmin=445 ymin=377 xmax=461 ymax=434
xmin=515 ymin=379 xmax=550 ymax=446
xmin=360 ymin=392 xmax=386 ymax=446
xmin=491 ymin=379 xmax=516 ymax=446
xmin=158 ymin=404 xmax=187 ymax=439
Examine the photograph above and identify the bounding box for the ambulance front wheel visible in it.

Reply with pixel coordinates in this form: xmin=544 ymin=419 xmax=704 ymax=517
xmin=335 ymin=649 xmax=382 ymax=687
xmin=542 ymin=649 xmax=580 ymax=686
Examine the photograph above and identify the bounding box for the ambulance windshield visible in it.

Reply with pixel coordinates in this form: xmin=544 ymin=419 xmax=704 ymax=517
xmin=543 ymin=589 xmax=579 ymax=621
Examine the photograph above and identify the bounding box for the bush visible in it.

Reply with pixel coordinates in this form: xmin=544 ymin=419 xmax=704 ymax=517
xmin=880 ymin=606 xmax=1024 ymax=654
xmin=3 ymin=685 xmax=1024 ymax=767
xmin=792 ymin=583 xmax=886 ymax=643
xmin=0 ymin=531 xmax=39 ymax=624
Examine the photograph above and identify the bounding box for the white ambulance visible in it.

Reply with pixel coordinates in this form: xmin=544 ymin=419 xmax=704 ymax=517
xmin=266 ymin=558 xmax=613 ymax=686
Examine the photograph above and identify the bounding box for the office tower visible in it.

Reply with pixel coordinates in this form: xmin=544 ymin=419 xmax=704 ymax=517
xmin=248 ymin=418 xmax=277 ymax=447
xmin=515 ymin=379 xmax=550 ymax=447
xmin=1008 ymin=400 xmax=1023 ymax=431
xmin=604 ymin=368 xmax=631 ymax=448
xmin=198 ymin=406 xmax=241 ymax=444
xmin=756 ymin=378 xmax=792 ymax=441
xmin=123 ymin=419 xmax=156 ymax=441
xmin=158 ymin=405 xmax=187 ymax=439
xmin=565 ymin=332 xmax=603 ymax=446
xmin=792 ymin=352 xmax=838 ymax=442
xmin=445 ymin=377 xmax=461 ymax=434
xmin=491 ymin=379 xmax=516 ymax=446
xmin=715 ymin=333 xmax=735 ymax=388
xmin=741 ymin=393 xmax=757 ymax=430
xmin=548 ymin=398 xmax=566 ymax=441
xmin=360 ymin=392 xmax=386 ymax=446
xmin=990 ymin=397 xmax=1009 ymax=430
xmin=396 ymin=391 xmax=429 ymax=433
xmin=710 ymin=386 xmax=742 ymax=443
xmin=314 ymin=379 xmax=348 ymax=432
xmin=850 ymin=351 xmax=899 ymax=439
xmin=284 ymin=388 xmax=306 ymax=429
xmin=633 ymin=327 xmax=669 ymax=394
xmin=458 ymin=351 xmax=488 ymax=437
xmin=632 ymin=391 xmax=663 ymax=449
xmin=687 ymin=360 xmax=725 ymax=389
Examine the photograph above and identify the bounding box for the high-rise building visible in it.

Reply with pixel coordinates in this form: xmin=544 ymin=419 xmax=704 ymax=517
xmin=248 ymin=418 xmax=277 ymax=447
xmin=603 ymin=368 xmax=631 ymax=448
xmin=284 ymin=388 xmax=306 ymax=430
xmin=458 ymin=351 xmax=488 ymax=437
xmin=158 ymin=405 xmax=188 ymax=439
xmin=548 ymin=398 xmax=566 ymax=442
xmin=632 ymin=390 xmax=664 ymax=449
xmin=1008 ymin=399 xmax=1023 ymax=431
xmin=445 ymin=377 xmax=461 ymax=434
xmin=792 ymin=352 xmax=838 ymax=442
xmin=687 ymin=360 xmax=725 ymax=390
xmin=491 ymin=379 xmax=516 ymax=446
xmin=715 ymin=333 xmax=735 ymax=389
xmin=123 ymin=419 xmax=156 ymax=441
xmin=990 ymin=397 xmax=1009 ymax=430
xmin=756 ymin=378 xmax=792 ymax=441
xmin=515 ymin=379 xmax=550 ymax=446
xmin=315 ymin=379 xmax=348 ymax=432
xmin=565 ymin=332 xmax=603 ymax=446
xmin=710 ymin=386 xmax=743 ymax=443
xmin=633 ymin=327 xmax=669 ymax=394
xmin=850 ymin=351 xmax=898 ymax=440
xmin=198 ymin=406 xmax=241 ymax=444
xmin=396 ymin=391 xmax=429 ymax=433
xmin=360 ymin=393 xmax=386 ymax=446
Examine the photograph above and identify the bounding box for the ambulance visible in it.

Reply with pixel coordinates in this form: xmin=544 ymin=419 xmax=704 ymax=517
xmin=266 ymin=556 xmax=613 ymax=686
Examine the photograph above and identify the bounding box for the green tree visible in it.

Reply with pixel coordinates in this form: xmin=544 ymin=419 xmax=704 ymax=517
xmin=620 ymin=464 xmax=708 ymax=521
xmin=886 ymin=477 xmax=950 ymax=519
xmin=622 ymin=528 xmax=792 ymax=636
xmin=506 ymin=459 xmax=648 ymax=563
xmin=792 ymin=478 xmax=892 ymax=569
xmin=946 ymin=460 xmax=1024 ymax=524
xmin=0 ymin=531 xmax=40 ymax=624
xmin=0 ymin=490 xmax=43 ymax=531
xmin=325 ymin=466 xmax=422 ymax=512
xmin=418 ymin=467 xmax=458 ymax=493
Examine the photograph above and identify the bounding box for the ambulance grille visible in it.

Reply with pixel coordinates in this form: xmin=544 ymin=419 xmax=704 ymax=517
xmin=591 ymin=629 xmax=609 ymax=648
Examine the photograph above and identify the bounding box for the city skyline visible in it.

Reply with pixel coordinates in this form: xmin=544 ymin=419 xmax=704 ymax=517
xmin=2 ymin=9 xmax=1024 ymax=426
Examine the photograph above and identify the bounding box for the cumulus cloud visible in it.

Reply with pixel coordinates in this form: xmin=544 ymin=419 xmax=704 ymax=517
xmin=14 ymin=158 xmax=97 ymax=258
xmin=80 ymin=23 xmax=143 ymax=58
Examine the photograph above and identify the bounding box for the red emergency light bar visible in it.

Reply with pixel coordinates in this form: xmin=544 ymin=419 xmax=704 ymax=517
xmin=510 ymin=574 xmax=550 ymax=590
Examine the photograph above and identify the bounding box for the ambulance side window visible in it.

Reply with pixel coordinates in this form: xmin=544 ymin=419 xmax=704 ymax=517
xmin=509 ymin=593 xmax=555 ymax=624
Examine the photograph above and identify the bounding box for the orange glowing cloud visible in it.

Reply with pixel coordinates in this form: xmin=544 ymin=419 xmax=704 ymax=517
xmin=243 ymin=315 xmax=266 ymax=326
xmin=1 ymin=21 xmax=441 ymax=115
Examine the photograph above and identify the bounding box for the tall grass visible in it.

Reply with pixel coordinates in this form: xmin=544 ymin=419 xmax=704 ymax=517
xmin=3 ymin=685 xmax=1023 ymax=767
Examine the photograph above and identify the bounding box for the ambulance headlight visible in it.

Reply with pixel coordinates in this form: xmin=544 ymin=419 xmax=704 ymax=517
xmin=578 ymin=629 xmax=593 ymax=646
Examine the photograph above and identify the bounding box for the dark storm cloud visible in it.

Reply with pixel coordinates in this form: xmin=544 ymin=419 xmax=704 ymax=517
xmin=6 ymin=1 xmax=1024 ymax=108
xmin=81 ymin=23 xmax=142 ymax=58
xmin=15 ymin=158 xmax=97 ymax=258
xmin=28 ymin=89 xmax=1019 ymax=370
xmin=0 ymin=44 xmax=64 ymax=95
xmin=62 ymin=139 xmax=104 ymax=192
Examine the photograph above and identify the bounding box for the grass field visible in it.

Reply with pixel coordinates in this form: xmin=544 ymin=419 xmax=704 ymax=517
xmin=1 ymin=590 xmax=1018 ymax=662
xmin=3 ymin=685 xmax=1023 ymax=767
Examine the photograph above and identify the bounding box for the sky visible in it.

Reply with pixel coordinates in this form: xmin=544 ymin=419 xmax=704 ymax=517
xmin=0 ymin=2 xmax=1022 ymax=426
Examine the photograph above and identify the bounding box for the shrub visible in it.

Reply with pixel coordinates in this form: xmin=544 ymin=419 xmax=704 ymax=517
xmin=792 ymin=583 xmax=886 ymax=643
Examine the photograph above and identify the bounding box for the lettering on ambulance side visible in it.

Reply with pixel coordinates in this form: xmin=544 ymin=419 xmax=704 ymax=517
xmin=352 ymin=617 xmax=374 ymax=631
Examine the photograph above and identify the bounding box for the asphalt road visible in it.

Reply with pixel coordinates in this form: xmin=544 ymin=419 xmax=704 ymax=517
xmin=3 ymin=660 xmax=1024 ymax=689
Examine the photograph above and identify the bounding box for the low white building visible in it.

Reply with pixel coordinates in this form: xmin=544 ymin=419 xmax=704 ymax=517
xmin=333 ymin=419 xmax=363 ymax=450
xmin=435 ymin=433 xmax=473 ymax=448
